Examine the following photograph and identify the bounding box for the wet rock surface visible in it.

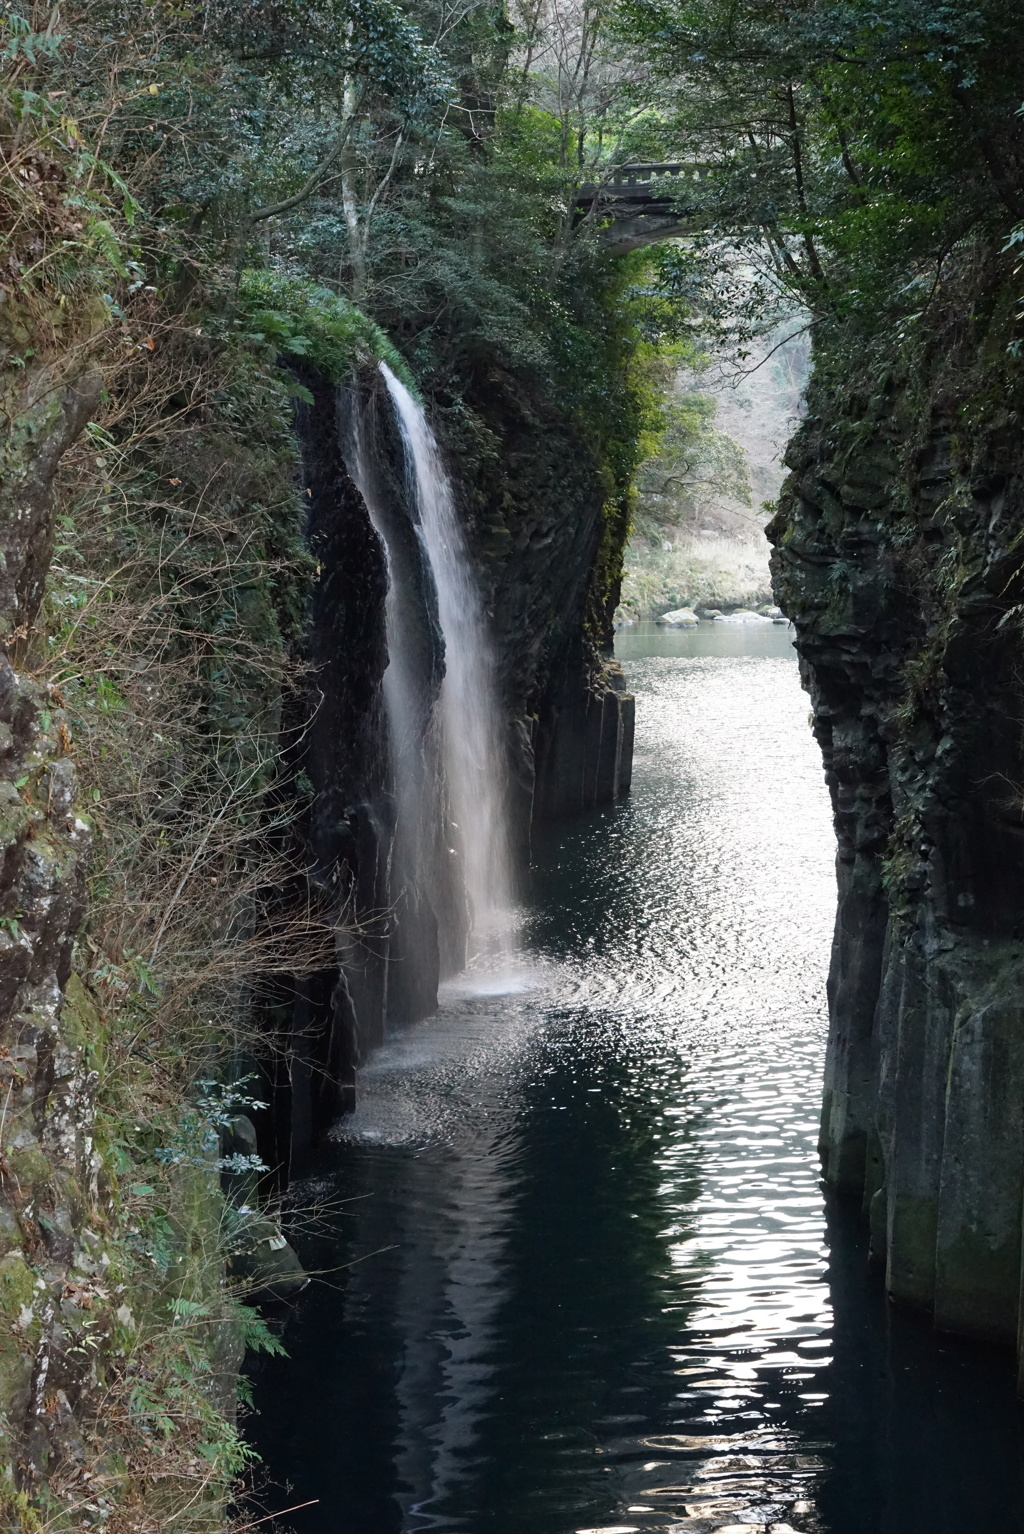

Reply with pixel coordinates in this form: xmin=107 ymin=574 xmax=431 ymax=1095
xmin=447 ymin=369 xmax=635 ymax=839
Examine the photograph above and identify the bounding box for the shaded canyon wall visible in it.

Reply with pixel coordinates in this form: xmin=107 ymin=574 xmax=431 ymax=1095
xmin=0 ymin=333 xmax=638 ymax=1479
xmin=768 ymin=250 xmax=1024 ymax=1374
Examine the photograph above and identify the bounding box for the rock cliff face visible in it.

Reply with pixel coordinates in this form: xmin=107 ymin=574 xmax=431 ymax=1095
xmin=0 ymin=321 xmax=637 ymax=1507
xmin=449 ymin=367 xmax=635 ymax=831
xmin=0 ymin=349 xmax=101 ymax=1485
xmin=769 ymin=250 xmax=1024 ymax=1372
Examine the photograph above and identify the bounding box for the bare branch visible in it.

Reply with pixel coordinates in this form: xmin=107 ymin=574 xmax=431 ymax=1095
xmin=248 ymin=110 xmax=361 ymax=224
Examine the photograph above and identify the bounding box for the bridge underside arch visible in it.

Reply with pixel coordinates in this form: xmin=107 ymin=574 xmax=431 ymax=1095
xmin=575 ymin=164 xmax=705 ymax=254
xmin=594 ymin=202 xmax=698 ymax=255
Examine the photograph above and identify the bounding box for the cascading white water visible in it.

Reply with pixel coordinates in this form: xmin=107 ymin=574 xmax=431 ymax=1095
xmin=348 ymin=404 xmax=433 ymax=848
xmin=379 ymin=362 xmax=514 ymax=965
xmin=344 ymin=397 xmax=453 ymax=1018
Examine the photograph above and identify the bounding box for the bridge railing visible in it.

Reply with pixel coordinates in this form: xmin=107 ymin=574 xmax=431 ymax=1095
xmin=577 ymin=162 xmax=711 ymax=199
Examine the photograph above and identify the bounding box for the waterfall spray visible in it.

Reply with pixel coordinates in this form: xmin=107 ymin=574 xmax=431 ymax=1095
xmin=379 ymin=363 xmax=514 ymax=966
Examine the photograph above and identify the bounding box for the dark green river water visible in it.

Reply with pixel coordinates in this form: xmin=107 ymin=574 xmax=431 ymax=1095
xmin=250 ymin=623 xmax=1024 ymax=1533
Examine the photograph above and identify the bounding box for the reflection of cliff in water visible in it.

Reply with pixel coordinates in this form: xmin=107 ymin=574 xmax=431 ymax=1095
xmin=250 ymin=633 xmax=1024 ymax=1534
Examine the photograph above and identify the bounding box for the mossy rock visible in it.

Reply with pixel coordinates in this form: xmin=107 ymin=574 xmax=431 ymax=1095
xmin=0 ymin=1254 xmax=36 ymax=1422
xmin=228 ymin=1214 xmax=307 ymax=1302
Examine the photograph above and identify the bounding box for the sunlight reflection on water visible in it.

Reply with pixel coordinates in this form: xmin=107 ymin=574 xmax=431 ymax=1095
xmin=251 ymin=629 xmax=1024 ymax=1534
xmin=528 ymin=649 xmax=835 ymax=1530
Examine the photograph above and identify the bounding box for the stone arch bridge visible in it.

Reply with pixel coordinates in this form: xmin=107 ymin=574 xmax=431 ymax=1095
xmin=576 ymin=162 xmax=711 ymax=254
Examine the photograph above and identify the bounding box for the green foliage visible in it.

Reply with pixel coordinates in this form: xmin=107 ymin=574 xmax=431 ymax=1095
xmin=236 ymin=269 xmax=417 ymax=391
xmin=235 ymin=1303 xmax=287 ymax=1360
xmin=3 ymin=136 xmax=324 ymax=1517
xmin=0 ymin=1482 xmax=44 ymax=1534
xmin=633 ymin=389 xmax=751 ymax=541
xmin=599 ymin=0 xmax=1021 ymax=359
xmin=215 ymin=0 xmax=451 ymax=102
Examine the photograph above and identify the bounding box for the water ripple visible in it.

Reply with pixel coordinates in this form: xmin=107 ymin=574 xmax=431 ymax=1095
xmin=252 ymin=632 xmax=1024 ymax=1534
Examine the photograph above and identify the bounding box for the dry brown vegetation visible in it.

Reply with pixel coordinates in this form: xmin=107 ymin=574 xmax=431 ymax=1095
xmin=0 ymin=12 xmax=343 ymax=1525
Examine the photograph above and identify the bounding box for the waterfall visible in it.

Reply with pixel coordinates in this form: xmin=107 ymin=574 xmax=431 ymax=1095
xmin=345 ymin=397 xmax=450 ymax=1016
xmin=379 ymin=362 xmax=514 ymax=970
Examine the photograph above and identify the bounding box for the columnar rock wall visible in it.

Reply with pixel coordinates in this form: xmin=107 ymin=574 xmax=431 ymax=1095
xmin=440 ymin=368 xmax=635 ymax=839
xmin=768 ymin=252 xmax=1024 ymax=1372
xmin=532 ymin=644 xmax=634 ymax=822
xmin=261 ymin=372 xmax=392 ymax=1179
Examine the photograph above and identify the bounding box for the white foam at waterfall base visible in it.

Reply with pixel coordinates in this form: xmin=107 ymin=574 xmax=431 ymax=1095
xmin=441 ymin=967 xmax=536 ymax=999
xmin=380 ymin=361 xmax=516 ymax=969
xmin=336 ymin=962 xmax=551 ymax=1148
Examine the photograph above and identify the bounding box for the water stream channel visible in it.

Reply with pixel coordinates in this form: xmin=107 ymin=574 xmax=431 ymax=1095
xmin=252 ymin=622 xmax=1024 ymax=1533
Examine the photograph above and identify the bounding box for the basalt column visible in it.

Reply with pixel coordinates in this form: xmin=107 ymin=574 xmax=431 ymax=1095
xmin=266 ymin=369 xmax=393 ymax=1176
xmin=435 ymin=370 xmax=636 ymax=838
xmin=268 ymin=366 xmax=467 ymax=1170
xmin=768 ymin=251 xmax=1024 ymax=1375
xmin=531 ymin=640 xmax=634 ymax=823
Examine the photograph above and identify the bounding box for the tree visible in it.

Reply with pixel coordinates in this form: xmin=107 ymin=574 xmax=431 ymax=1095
xmin=612 ymin=0 xmax=1024 ymax=335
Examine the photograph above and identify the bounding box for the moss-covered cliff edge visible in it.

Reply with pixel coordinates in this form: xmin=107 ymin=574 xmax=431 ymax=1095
xmin=769 ymin=247 xmax=1024 ymax=1371
xmin=0 ymin=264 xmax=328 ymax=1524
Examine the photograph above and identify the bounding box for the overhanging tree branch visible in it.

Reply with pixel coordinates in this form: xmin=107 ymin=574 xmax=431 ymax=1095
xmin=247 ymin=112 xmax=362 ymax=224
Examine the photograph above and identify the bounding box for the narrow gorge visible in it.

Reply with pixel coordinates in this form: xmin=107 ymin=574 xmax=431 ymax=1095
xmin=770 ymin=253 xmax=1024 ymax=1357
xmin=2 ymin=2 xmax=1024 ymax=1532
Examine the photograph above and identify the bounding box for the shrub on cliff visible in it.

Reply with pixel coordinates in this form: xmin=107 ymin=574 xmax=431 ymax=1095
xmin=615 ymin=0 xmax=1024 ymax=345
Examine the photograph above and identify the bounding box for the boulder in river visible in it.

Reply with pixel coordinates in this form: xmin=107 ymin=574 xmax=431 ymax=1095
xmin=714 ymin=608 xmax=772 ymax=623
xmin=656 ymin=607 xmax=699 ymax=627
xmin=222 ymin=1113 xmax=309 ymax=1301
xmin=229 ymin=1213 xmax=309 ymax=1302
